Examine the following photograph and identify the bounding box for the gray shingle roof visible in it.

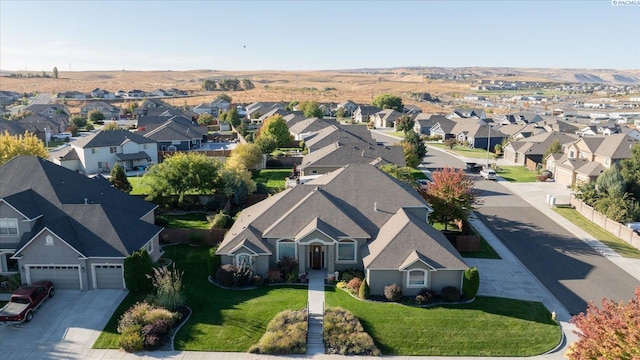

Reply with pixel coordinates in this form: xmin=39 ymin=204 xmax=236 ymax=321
xmin=0 ymin=156 xmax=161 ymax=258
xmin=299 ymin=142 xmax=405 ymax=170
xmin=74 ymin=130 xmax=155 ymax=148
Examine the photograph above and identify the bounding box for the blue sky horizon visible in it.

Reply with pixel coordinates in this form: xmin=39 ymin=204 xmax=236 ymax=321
xmin=1 ymin=0 xmax=639 ymax=72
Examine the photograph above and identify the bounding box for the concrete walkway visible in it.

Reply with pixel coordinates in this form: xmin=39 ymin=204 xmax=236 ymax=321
xmin=306 ymin=270 xmax=326 ymax=355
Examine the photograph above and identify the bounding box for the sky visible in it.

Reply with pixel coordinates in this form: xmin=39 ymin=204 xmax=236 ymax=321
xmin=1 ymin=0 xmax=639 ymax=72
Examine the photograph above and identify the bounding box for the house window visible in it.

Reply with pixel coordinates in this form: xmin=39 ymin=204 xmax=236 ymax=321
xmin=277 ymin=240 xmax=296 ymax=261
xmin=145 ymin=240 xmax=153 ymax=254
xmin=110 ymin=146 xmax=117 ymax=153
xmin=91 ymin=149 xmax=97 ymax=154
xmin=569 ymin=150 xmax=575 ymax=158
xmin=310 ymin=170 xmax=318 ymax=174
xmin=143 ymin=144 xmax=147 ymax=150
xmin=98 ymin=162 xmax=103 ymax=169
xmin=235 ymin=253 xmax=253 ymax=267
xmin=605 ymin=158 xmax=611 ymax=166
xmin=45 ymin=235 xmax=54 ymax=246
xmin=0 ymin=219 xmax=18 ymax=235
xmin=407 ymin=269 xmax=427 ymax=287
xmin=336 ymin=240 xmax=356 ymax=262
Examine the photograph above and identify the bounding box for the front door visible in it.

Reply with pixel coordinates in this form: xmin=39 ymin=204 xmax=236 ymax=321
xmin=311 ymin=245 xmax=324 ymax=270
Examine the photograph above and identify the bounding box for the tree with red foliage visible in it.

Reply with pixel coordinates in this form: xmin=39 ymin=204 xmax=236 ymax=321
xmin=566 ymin=288 xmax=640 ymax=360
xmin=422 ymin=167 xmax=478 ymax=230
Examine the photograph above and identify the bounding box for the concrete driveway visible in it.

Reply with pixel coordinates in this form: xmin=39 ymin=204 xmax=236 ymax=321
xmin=0 ymin=289 xmax=126 ymax=360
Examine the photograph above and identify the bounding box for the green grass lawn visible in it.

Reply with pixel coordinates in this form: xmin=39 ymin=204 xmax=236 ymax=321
xmin=325 ymin=288 xmax=560 ymax=356
xmin=157 ymin=213 xmax=211 ymax=229
xmin=429 ymin=143 xmax=496 ymax=160
xmin=252 ymin=169 xmax=291 ymax=191
xmin=496 ymin=166 xmax=538 ymax=182
xmin=127 ymin=175 xmax=153 ymax=195
xmin=553 ymin=207 xmax=640 ymax=258
xmin=93 ymin=246 xmax=307 ymax=351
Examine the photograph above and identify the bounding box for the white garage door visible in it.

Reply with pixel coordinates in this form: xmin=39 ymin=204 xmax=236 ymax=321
xmin=28 ymin=265 xmax=81 ymax=289
xmin=94 ymin=265 xmax=125 ymax=289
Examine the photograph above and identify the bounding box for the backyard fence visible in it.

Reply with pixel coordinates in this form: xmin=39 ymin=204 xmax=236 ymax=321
xmin=160 ymin=228 xmax=226 ymax=247
xmin=570 ymin=197 xmax=640 ymax=251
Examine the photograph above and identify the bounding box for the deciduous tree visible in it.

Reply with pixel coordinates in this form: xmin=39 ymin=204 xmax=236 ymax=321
xmin=110 ymin=163 xmax=133 ymax=193
xmin=423 ymin=167 xmax=478 ymax=230
xmin=0 ymin=130 xmax=49 ymax=165
xmin=543 ymin=139 xmax=562 ymax=165
xmin=566 ymin=288 xmax=640 ymax=360
xmin=226 ymin=143 xmax=263 ymax=170
xmin=217 ymin=93 xmax=232 ymax=103
xmin=260 ymin=114 xmax=290 ymax=147
xmin=220 ymin=162 xmax=257 ymax=204
xmin=197 ymin=112 xmax=215 ymax=125
xmin=71 ymin=115 xmax=88 ymax=128
xmin=88 ymin=110 xmax=105 ymax=123
xmin=379 ymin=164 xmax=416 ymax=185
xmin=395 ymin=115 xmax=415 ymax=133
xmin=144 ymin=152 xmax=222 ymax=204
xmin=298 ymin=101 xmax=324 ymax=118
xmin=373 ymin=94 xmax=403 ymax=112
xmin=254 ymin=134 xmax=279 ymax=154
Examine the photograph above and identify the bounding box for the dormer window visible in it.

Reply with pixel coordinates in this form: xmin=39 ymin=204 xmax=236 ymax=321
xmin=45 ymin=235 xmax=54 ymax=245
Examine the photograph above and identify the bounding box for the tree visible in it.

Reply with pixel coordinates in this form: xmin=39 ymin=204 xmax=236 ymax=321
xmin=596 ymin=164 xmax=625 ymax=196
xmin=202 ymin=79 xmax=217 ymax=91
xmin=217 ymin=93 xmax=232 ymax=103
xmin=372 ymin=94 xmax=403 ymax=112
xmin=620 ymin=143 xmax=640 ymax=201
xmin=102 ymin=122 xmax=120 ymax=131
xmin=260 ymin=114 xmax=290 ymax=147
xmin=444 ymin=138 xmax=456 ymax=149
xmin=395 ymin=115 xmax=415 ymax=133
xmin=423 ymin=167 xmax=478 ymax=230
xmin=123 ymin=250 xmax=153 ymax=293
xmin=220 ymin=162 xmax=257 ymax=204
xmin=402 ymin=131 xmax=427 ymax=167
xmin=379 ymin=164 xmax=416 ymax=184
xmin=543 ymin=139 xmax=563 ymax=165
xmin=0 ymin=130 xmax=49 ymax=165
xmin=566 ymin=288 xmax=640 ymax=360
xmin=226 ymin=143 xmax=263 ymax=170
xmin=462 ymin=267 xmax=480 ymax=299
xmin=197 ymin=112 xmax=215 ymax=125
xmin=144 ymin=152 xmax=222 ymax=204
xmin=110 ymin=163 xmax=133 ymax=193
xmin=242 ymin=79 xmax=255 ymax=90
xmin=335 ymin=107 xmax=347 ymax=118
xmin=53 ymin=66 xmax=58 ymax=79
xmin=298 ymin=101 xmax=324 ymax=118
xmin=254 ymin=134 xmax=279 ymax=154
xmin=285 ymin=101 xmax=299 ymax=111
xmin=223 ymin=107 xmax=241 ymax=127
xmin=88 ymin=110 xmax=106 ymax=123
xmin=70 ymin=115 xmax=87 ymax=128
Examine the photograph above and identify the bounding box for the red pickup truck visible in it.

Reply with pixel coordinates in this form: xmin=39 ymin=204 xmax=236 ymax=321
xmin=0 ymin=280 xmax=55 ymax=325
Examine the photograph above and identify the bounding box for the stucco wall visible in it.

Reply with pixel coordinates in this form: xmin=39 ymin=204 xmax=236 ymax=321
xmin=367 ymin=269 xmax=402 ymax=296
xmin=430 ymin=270 xmax=464 ymax=294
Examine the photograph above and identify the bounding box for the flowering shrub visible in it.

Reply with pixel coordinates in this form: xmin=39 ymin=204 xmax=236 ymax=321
xmin=415 ymin=288 xmax=435 ymax=305
xmin=346 ymin=278 xmax=362 ymax=294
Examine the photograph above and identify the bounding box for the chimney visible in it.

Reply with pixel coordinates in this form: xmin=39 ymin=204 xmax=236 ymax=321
xmin=374 ymin=202 xmax=378 ymax=212
xmin=84 ymin=198 xmax=88 ymax=205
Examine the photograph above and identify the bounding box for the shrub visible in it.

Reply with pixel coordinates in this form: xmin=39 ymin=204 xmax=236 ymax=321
xmin=119 ymin=325 xmax=144 ymax=352
xmin=155 ymin=216 xmax=169 ymax=227
xmin=143 ymin=334 xmax=162 ymax=351
xmin=251 ymin=309 xmax=307 ymax=354
xmin=384 ymin=283 xmax=403 ymax=302
xmin=347 ymin=278 xmax=362 ymax=294
xmin=216 ymin=264 xmax=235 ymax=287
xmin=211 ymin=210 xmax=231 ymax=228
xmin=124 ymin=250 xmax=154 ymax=293
xmin=147 ymin=264 xmax=185 ymax=311
xmin=266 ymin=269 xmax=283 ymax=283
xmin=415 ymin=288 xmax=435 ymax=305
xmin=340 ymin=268 xmax=364 ymax=282
xmin=117 ymin=302 xmax=175 ymax=333
xmin=537 ymin=174 xmax=549 ymax=182
xmin=324 ymin=307 xmax=380 ymax=356
xmin=336 ymin=281 xmax=347 ymax=289
xmin=359 ymin=279 xmax=370 ymax=299
xmin=286 ymin=269 xmax=299 ymax=283
xmin=206 ymin=247 xmax=221 ymax=278
xmin=141 ymin=318 xmax=174 ymax=350
xmin=252 ymin=274 xmax=265 ymax=287
xmin=462 ymin=267 xmax=480 ymax=300
xmin=441 ymin=286 xmax=461 ymax=302
xmin=278 ymin=256 xmax=299 ymax=282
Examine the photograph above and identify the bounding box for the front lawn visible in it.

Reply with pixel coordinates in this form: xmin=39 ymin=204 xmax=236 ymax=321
xmin=156 ymin=213 xmax=211 ymax=229
xmin=252 ymin=169 xmax=291 ymax=192
xmin=127 ymin=175 xmax=153 ymax=195
xmin=325 ymin=288 xmax=560 ymax=356
xmin=93 ymin=246 xmax=308 ymax=351
xmin=496 ymin=166 xmax=538 ymax=182
xmin=553 ymin=207 xmax=640 ymax=258
xmin=429 ymin=143 xmax=496 ymax=159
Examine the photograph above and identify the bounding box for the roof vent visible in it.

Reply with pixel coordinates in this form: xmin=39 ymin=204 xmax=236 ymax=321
xmin=84 ymin=198 xmax=88 ymax=205
xmin=374 ymin=202 xmax=379 ymax=212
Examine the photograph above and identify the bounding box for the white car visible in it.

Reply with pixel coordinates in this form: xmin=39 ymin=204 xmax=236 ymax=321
xmin=52 ymin=132 xmax=72 ymax=140
xmin=479 ymin=168 xmax=497 ymax=180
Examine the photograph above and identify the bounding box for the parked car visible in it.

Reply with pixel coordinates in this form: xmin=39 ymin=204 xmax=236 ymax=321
xmin=0 ymin=281 xmax=55 ymax=325
xmin=53 ymin=132 xmax=72 ymax=140
xmin=416 ymin=179 xmax=432 ymax=190
xmin=479 ymin=168 xmax=497 ymax=180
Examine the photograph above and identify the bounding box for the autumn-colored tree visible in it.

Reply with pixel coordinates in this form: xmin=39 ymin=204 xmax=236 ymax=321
xmin=260 ymin=114 xmax=290 ymax=147
xmin=566 ymin=288 xmax=640 ymax=360
xmin=0 ymin=131 xmax=49 ymax=165
xmin=423 ymin=167 xmax=478 ymax=230
xmin=226 ymin=143 xmax=263 ymax=170
xmin=402 ymin=142 xmax=421 ymax=168
xmin=395 ymin=115 xmax=415 ymax=133
xmin=220 ymin=161 xmax=257 ymax=205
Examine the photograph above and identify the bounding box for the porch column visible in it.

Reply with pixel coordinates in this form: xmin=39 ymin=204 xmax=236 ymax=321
xmin=326 ymin=244 xmax=335 ymax=275
xmin=298 ymin=244 xmax=307 ymax=273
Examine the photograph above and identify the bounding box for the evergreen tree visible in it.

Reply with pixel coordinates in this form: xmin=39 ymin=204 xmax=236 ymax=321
xmin=110 ymin=163 xmax=133 ymax=193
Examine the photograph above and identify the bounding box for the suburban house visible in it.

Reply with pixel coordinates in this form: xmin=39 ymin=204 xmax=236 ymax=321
xmin=550 ymin=134 xmax=639 ymax=187
xmin=370 ymin=109 xmax=405 ymax=129
xmin=245 ymin=102 xmax=285 ymax=119
xmin=429 ymin=117 xmax=487 ymax=141
xmin=413 ymin=114 xmax=449 ymax=136
xmin=210 ymin=98 xmax=231 ymax=115
xmin=192 ymin=103 xmax=213 ymax=115
xmin=80 ymin=101 xmax=121 ymax=120
xmin=289 ymin=118 xmax=337 ymax=141
xmin=494 ymin=112 xmax=543 ymax=126
xmin=448 ymin=108 xmax=487 ymax=120
xmin=503 ymin=132 xmax=579 ymax=171
xmin=353 ymin=105 xmax=382 ymax=124
xmin=57 ymin=91 xmax=87 ymax=100
xmin=0 ymin=156 xmax=163 ymax=290
xmin=0 ymin=118 xmax=29 ymax=135
xmin=454 ymin=124 xmax=507 ymax=150
xmin=337 ymin=100 xmax=358 ymax=115
xmin=18 ymin=104 xmax=70 ymax=139
xmin=576 ymin=123 xmax=620 ymax=137
xmin=298 ymin=141 xmax=404 ymax=176
xmin=51 ymin=130 xmax=158 ymax=174
xmin=0 ymin=90 xmax=21 ymax=107
xmin=304 ymin=124 xmax=375 ymax=153
xmin=137 ymin=115 xmax=207 ymax=151
xmin=216 ymin=163 xmax=469 ymax=296
xmin=90 ymin=88 xmax=116 ymax=99
xmin=403 ymin=104 xmax=423 ymax=115
xmin=256 ymin=108 xmax=290 ymax=125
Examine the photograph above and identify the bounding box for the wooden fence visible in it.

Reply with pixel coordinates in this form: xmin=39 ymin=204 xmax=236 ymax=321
xmin=160 ymin=228 xmax=226 ymax=247
xmin=570 ymin=197 xmax=640 ymax=250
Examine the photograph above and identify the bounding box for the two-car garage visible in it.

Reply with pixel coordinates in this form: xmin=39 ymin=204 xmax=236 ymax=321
xmin=26 ymin=264 xmax=125 ymax=290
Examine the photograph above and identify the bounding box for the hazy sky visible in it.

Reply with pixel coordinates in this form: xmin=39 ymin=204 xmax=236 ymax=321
xmin=1 ymin=0 xmax=639 ymax=71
